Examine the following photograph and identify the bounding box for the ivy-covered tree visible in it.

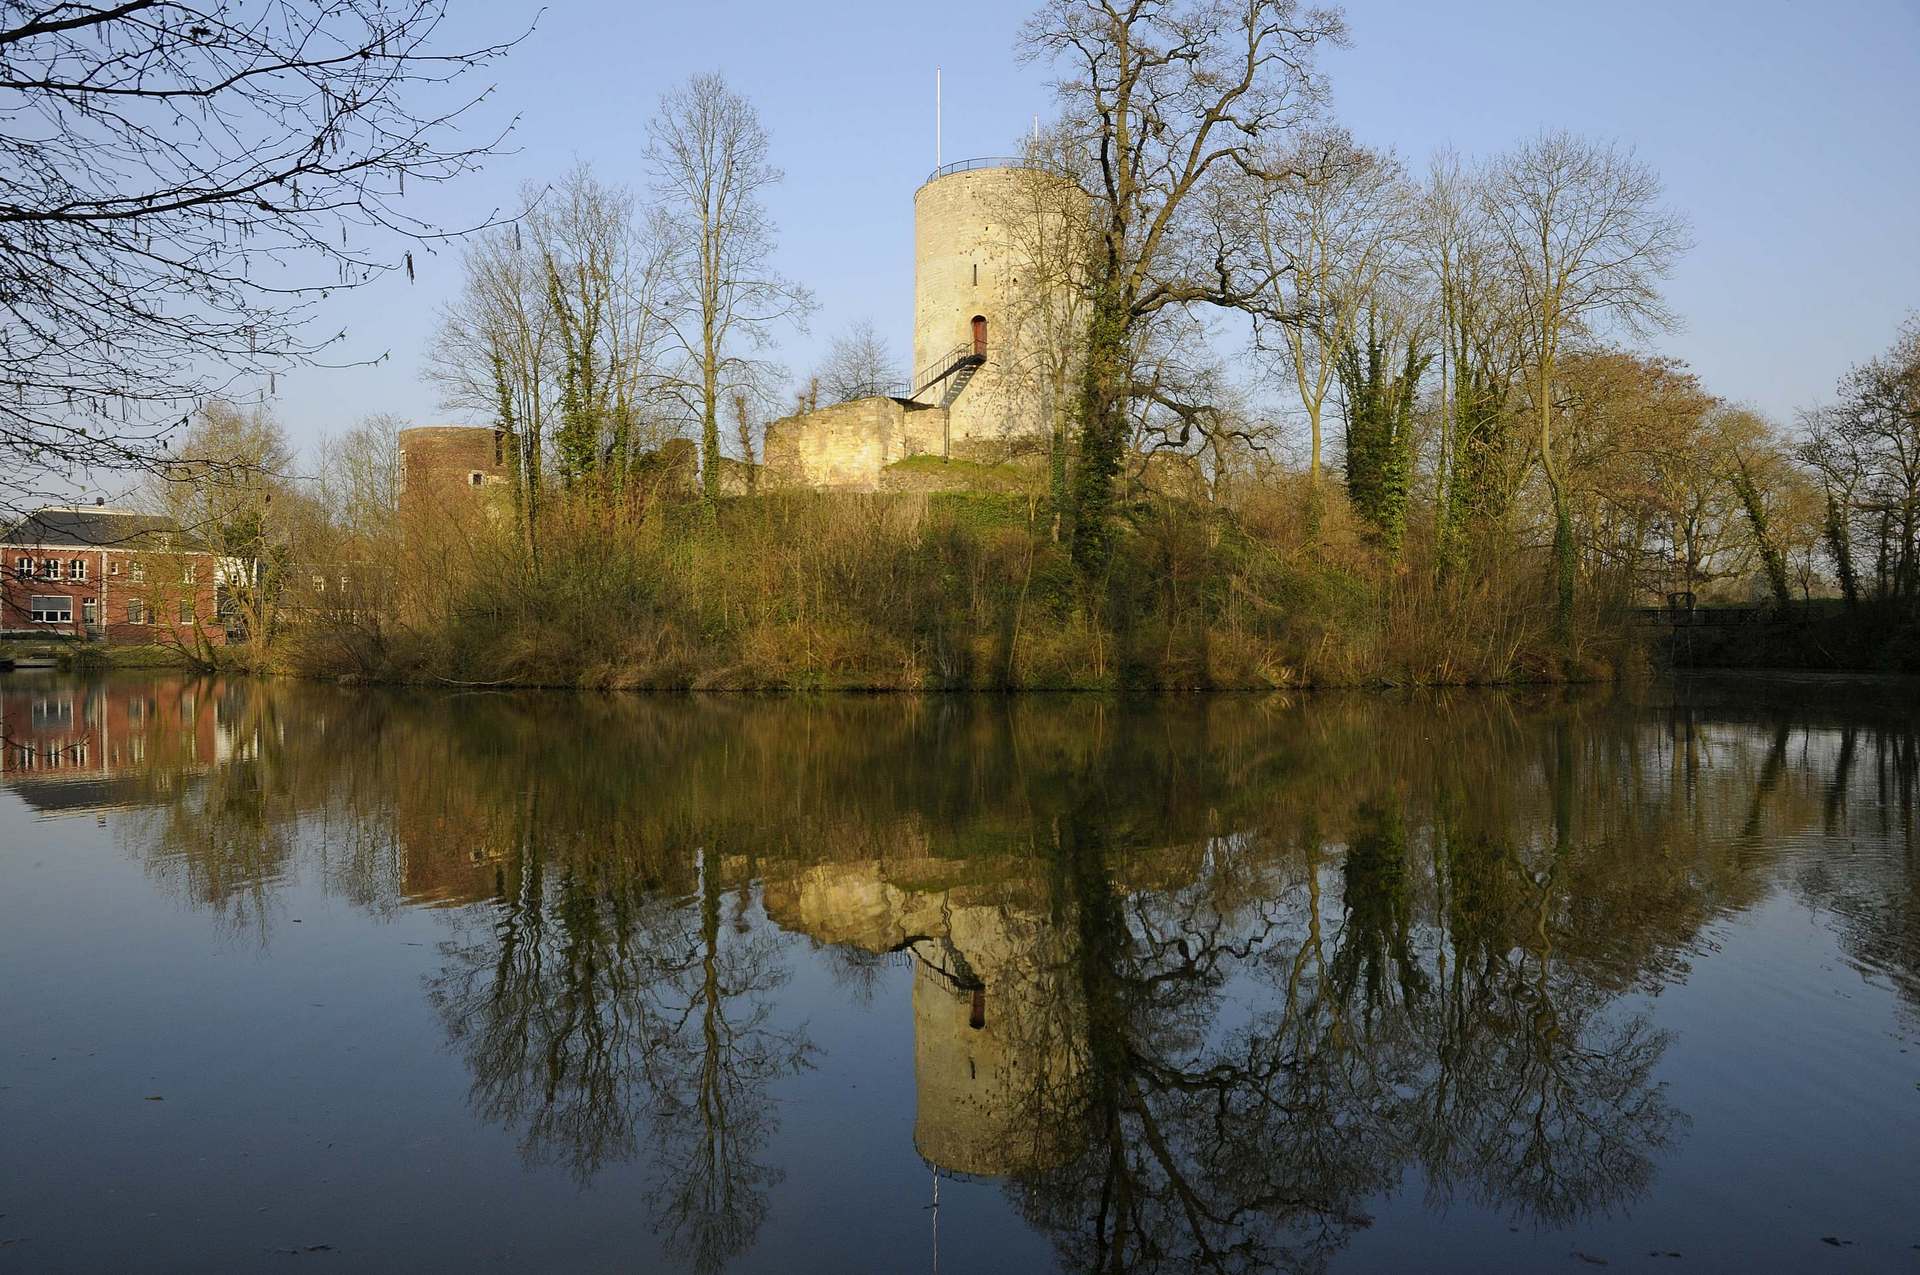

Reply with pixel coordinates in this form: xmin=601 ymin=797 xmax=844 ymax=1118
xmin=1337 ymin=314 xmax=1431 ymax=554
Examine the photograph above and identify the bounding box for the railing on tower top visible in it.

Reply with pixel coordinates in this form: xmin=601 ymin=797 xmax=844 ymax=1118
xmin=922 ymin=155 xmax=1079 ymax=185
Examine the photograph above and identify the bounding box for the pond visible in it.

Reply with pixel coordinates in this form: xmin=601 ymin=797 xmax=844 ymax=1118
xmin=0 ymin=674 xmax=1915 ymax=1273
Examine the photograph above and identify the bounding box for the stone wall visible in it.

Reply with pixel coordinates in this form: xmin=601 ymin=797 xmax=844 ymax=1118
xmin=763 ymin=395 xmax=949 ymax=492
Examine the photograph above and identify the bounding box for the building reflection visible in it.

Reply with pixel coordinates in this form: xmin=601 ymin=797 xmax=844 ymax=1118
xmin=761 ymin=856 xmax=1085 ymax=1178
xmin=0 ymin=676 xmax=240 ymax=816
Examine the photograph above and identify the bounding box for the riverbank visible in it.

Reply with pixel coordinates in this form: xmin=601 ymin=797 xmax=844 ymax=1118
xmin=284 ymin=490 xmax=1640 ymax=692
xmin=0 ymin=638 xmax=195 ymax=673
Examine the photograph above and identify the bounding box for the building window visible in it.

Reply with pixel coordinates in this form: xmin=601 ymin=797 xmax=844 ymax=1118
xmin=973 ymin=262 xmax=979 ymax=286
xmin=468 ymin=471 xmax=484 ymax=487
xmin=39 ymin=558 xmax=59 ymax=579
xmin=69 ymin=558 xmax=86 ymax=581
xmin=13 ymin=556 xmax=29 ymax=578
xmin=128 ymin=599 xmax=148 ymax=625
xmin=109 ymin=560 xmax=121 ymax=576
xmin=83 ymin=598 xmax=98 ymax=626
xmin=130 ymin=562 xmax=146 ymax=583
xmin=30 ymin=595 xmax=73 ymax=623
xmin=339 ymin=575 xmax=350 ymax=592
xmin=178 ymin=600 xmax=194 ymax=625
xmin=312 ymin=575 xmax=326 ymax=593
xmin=181 ymin=563 xmax=196 ymax=584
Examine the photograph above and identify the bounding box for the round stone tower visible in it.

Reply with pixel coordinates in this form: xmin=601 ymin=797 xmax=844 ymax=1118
xmin=912 ymin=159 xmax=1082 ymax=455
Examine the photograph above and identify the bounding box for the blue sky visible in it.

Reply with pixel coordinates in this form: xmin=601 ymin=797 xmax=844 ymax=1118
xmin=280 ymin=0 xmax=1920 ymax=462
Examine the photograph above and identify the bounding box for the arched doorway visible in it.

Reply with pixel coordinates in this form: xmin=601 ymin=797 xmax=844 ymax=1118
xmin=970 ymin=315 xmax=987 ymax=357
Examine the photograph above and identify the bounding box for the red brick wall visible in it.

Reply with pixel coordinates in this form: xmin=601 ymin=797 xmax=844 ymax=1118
xmin=1 ymin=547 xmax=224 ymax=645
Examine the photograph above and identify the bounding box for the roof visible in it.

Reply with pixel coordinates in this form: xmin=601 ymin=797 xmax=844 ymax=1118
xmin=0 ymin=507 xmax=195 ymax=551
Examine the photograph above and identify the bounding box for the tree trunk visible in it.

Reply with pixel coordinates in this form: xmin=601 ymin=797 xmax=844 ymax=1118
xmin=1069 ymin=283 xmax=1130 ymax=574
xmin=1540 ymin=359 xmax=1574 ymax=645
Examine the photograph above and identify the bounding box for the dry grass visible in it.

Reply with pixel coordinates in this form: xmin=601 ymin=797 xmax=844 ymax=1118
xmin=287 ymin=483 xmax=1636 ymax=690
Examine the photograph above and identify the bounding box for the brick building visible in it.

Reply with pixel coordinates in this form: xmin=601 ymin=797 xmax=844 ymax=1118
xmin=0 ymin=507 xmax=226 ymax=645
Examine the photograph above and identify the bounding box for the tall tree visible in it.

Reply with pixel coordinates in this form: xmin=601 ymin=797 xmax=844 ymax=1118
xmin=147 ymin=400 xmax=295 ymax=665
xmin=431 ymin=166 xmax=671 ymax=555
xmin=1336 ymin=308 xmax=1430 ymax=553
xmin=1419 ymin=151 xmax=1525 ymax=579
xmin=991 ymin=128 xmax=1096 ymax=526
xmin=1251 ymin=128 xmax=1413 ymax=486
xmin=1822 ymin=319 xmax=1920 ymax=600
xmin=648 ymin=73 xmax=814 ymax=508
xmin=1482 ymin=132 xmax=1689 ymax=641
xmin=1020 ymin=0 xmax=1347 ymax=571
xmin=0 ymin=0 xmax=526 ymax=513
xmin=540 ymin=169 xmax=672 ymax=494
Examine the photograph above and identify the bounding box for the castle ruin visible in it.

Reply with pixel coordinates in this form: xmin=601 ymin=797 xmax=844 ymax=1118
xmin=764 ymin=158 xmax=1084 ymax=492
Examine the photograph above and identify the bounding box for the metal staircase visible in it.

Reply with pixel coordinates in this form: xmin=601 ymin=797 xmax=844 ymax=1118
xmin=937 ymin=356 xmax=983 ymax=407
xmin=913 ymin=341 xmax=986 ymax=405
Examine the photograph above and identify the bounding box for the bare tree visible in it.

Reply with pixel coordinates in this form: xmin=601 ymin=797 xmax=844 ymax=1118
xmin=1420 ymin=149 xmax=1527 ymax=576
xmin=813 ymin=319 xmax=899 ymax=402
xmin=1481 ymin=131 xmax=1689 ymax=640
xmin=541 ymin=170 xmax=675 ymax=493
xmin=1822 ymin=319 xmax=1920 ymax=600
xmin=430 ymin=165 xmax=673 ymax=556
xmin=144 ymin=399 xmax=295 ymax=665
xmin=648 ymin=73 xmax=814 ymax=507
xmin=1020 ymin=0 xmax=1347 ymax=570
xmin=0 ymin=0 xmax=527 ymax=513
xmin=1249 ymin=128 xmax=1414 ymax=485
xmin=430 ymin=201 xmax=554 ymax=555
xmin=990 ymin=126 xmax=1095 ymax=520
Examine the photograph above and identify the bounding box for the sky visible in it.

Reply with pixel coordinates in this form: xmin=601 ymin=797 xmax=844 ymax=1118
xmin=278 ymin=0 xmax=1920 ymax=464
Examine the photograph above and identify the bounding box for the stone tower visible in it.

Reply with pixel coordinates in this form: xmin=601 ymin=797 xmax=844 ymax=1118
xmin=912 ymin=159 xmax=1080 ymax=456
xmin=761 ymin=158 xmax=1084 ymax=490
xmin=397 ymin=425 xmax=510 ymax=522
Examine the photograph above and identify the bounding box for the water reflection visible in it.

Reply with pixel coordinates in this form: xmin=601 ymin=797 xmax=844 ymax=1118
xmin=4 ymin=676 xmax=1915 ymax=1271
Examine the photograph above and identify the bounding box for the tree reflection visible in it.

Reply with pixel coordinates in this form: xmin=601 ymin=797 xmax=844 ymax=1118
xmin=997 ymin=751 xmax=1689 ymax=1272
xmin=40 ymin=674 xmax=1918 ymax=1272
xmin=429 ymin=833 xmax=809 ymax=1273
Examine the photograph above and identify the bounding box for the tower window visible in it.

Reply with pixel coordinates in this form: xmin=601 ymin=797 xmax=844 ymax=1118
xmin=972 ymin=262 xmax=978 ymax=286
xmin=469 ymin=471 xmax=484 ymax=487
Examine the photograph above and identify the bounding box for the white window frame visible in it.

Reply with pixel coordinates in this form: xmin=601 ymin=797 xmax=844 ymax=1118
xmin=127 ymin=599 xmax=148 ymax=625
xmin=83 ymin=597 xmax=98 ymax=626
xmin=14 ymin=555 xmax=29 ymax=578
xmin=130 ymin=561 xmax=146 ymax=583
xmin=68 ymin=557 xmax=86 ymax=581
xmin=30 ymin=594 xmax=73 ymax=623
